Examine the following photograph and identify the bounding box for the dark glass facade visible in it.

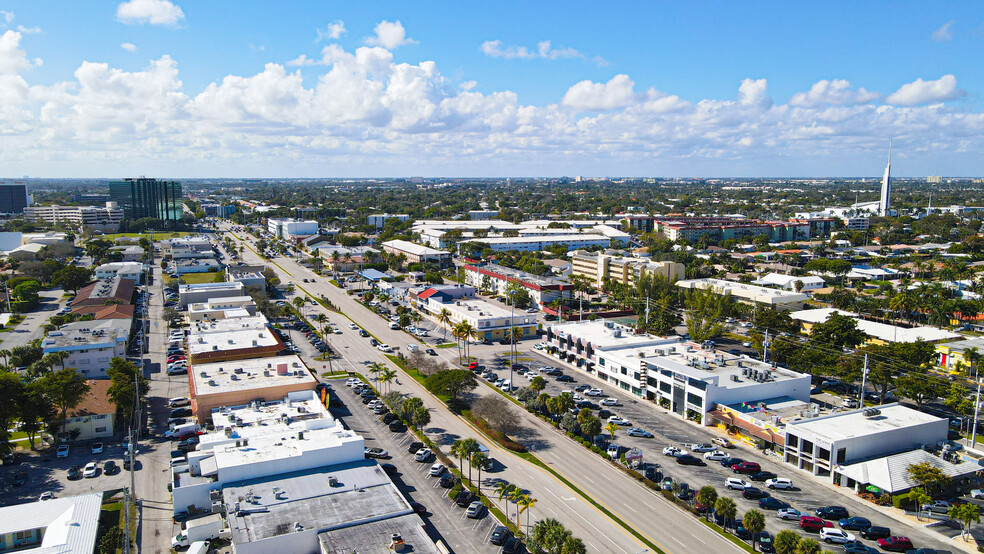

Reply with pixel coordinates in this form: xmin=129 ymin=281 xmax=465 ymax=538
xmin=108 ymin=178 xmax=183 ymax=221
xmin=0 ymin=183 xmax=28 ymax=213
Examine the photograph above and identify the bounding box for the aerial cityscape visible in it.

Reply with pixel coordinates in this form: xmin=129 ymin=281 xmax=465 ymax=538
xmin=1 ymin=2 xmax=984 ymax=554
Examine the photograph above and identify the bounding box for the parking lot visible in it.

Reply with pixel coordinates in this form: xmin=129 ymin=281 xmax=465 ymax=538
xmin=329 ymin=380 xmax=516 ymax=554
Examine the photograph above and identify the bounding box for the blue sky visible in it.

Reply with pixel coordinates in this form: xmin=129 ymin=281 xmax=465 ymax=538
xmin=1 ymin=1 xmax=982 ymax=177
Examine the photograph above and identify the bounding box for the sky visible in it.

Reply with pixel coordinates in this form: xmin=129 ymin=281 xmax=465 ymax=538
xmin=1 ymin=1 xmax=983 ymax=178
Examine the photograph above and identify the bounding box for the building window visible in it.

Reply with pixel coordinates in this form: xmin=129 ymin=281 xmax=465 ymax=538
xmin=659 ymin=382 xmax=671 ymax=393
xmin=786 ymin=434 xmax=798 ymax=449
xmin=599 ymin=358 xmax=605 ymax=366
xmin=95 ymin=427 xmax=107 ymax=432
xmin=817 ymin=448 xmax=830 ymax=462
xmin=836 ymin=448 xmax=846 ymax=464
xmin=621 ymin=367 xmax=627 ymax=375
xmin=686 ymin=393 xmax=703 ymax=407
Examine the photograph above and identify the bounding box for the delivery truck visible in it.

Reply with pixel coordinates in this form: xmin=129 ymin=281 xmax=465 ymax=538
xmin=171 ymin=514 xmax=228 ymax=548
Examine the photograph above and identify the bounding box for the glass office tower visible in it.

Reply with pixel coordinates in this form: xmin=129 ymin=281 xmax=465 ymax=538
xmin=108 ymin=178 xmax=183 ymax=221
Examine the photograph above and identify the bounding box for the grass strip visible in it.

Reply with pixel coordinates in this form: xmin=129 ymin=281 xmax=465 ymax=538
xmin=698 ymin=519 xmax=756 ymax=553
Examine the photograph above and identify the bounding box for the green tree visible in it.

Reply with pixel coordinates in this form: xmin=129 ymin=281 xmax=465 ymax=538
xmin=949 ymin=503 xmax=981 ymax=540
xmin=685 ymin=287 xmax=728 ymax=342
xmin=425 ymin=369 xmax=477 ymax=404
xmin=106 ymin=358 xmax=149 ymax=430
xmin=451 ymin=438 xmax=480 ymax=483
xmin=809 ymin=313 xmax=867 ymax=350
xmin=471 ymin=451 xmax=489 ymax=488
xmin=39 ymin=368 xmax=91 ymax=434
xmin=52 ymin=266 xmax=93 ymax=294
xmin=743 ymin=509 xmax=766 ymax=550
xmin=714 ymin=496 xmax=737 ymax=529
xmin=695 ymin=486 xmax=718 ymax=520
xmin=580 ymin=416 xmax=601 ymax=441
xmin=400 ymin=396 xmax=424 ymax=419
xmin=907 ymin=462 xmax=950 ymax=495
xmin=0 ymin=372 xmax=24 ymax=457
xmin=605 ymin=421 xmax=619 ymax=441
xmin=18 ymin=381 xmax=54 ymax=449
xmin=794 ymin=538 xmax=821 ymax=554
xmin=529 ymin=375 xmax=546 ymax=392
xmin=773 ymin=529 xmax=800 ymax=554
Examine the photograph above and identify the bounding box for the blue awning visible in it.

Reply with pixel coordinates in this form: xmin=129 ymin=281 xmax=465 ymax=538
xmin=358 ymin=269 xmax=392 ymax=282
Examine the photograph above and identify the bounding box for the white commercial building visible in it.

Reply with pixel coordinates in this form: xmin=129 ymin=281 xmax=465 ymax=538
xmin=41 ymin=319 xmax=132 ymax=379
xmin=461 ymin=234 xmax=611 ymax=253
xmin=24 ymin=203 xmax=124 ymax=228
xmin=783 ymin=403 xmax=947 ymax=483
xmin=677 ymin=278 xmax=808 ymax=311
xmin=367 ymin=213 xmax=410 ymax=229
xmin=179 ymin=282 xmax=245 ymax=308
xmin=418 ymin=293 xmax=536 ymax=342
xmin=187 ymin=315 xmax=284 ymax=364
xmin=189 ymin=354 xmax=317 ymax=423
xmin=171 ymin=390 xmax=363 ymax=515
xmin=267 ymin=218 xmax=318 ymax=240
xmin=0 ymin=493 xmax=102 ymax=553
xmin=94 ymin=261 xmax=145 ymax=282
xmin=463 ymin=263 xmax=572 ymax=308
xmin=790 ymin=308 xmax=961 ymax=345
xmin=752 ymin=273 xmax=826 ymax=292
xmin=380 ymin=239 xmax=451 ymax=267
xmin=187 ymin=296 xmax=257 ymax=321
xmin=545 ymin=321 xmax=811 ymax=423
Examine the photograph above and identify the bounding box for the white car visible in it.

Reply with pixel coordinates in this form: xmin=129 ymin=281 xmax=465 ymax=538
xmin=766 ymin=478 xmax=794 ymax=490
xmin=662 ymin=446 xmax=687 ymax=457
xmin=971 ymin=489 xmax=984 ymax=499
xmin=584 ymin=388 xmax=605 ymax=397
xmin=83 ymin=462 xmax=99 ymax=478
xmin=346 ymin=378 xmax=360 ymax=387
xmin=38 ymin=492 xmax=55 ymax=501
xmin=348 ymin=323 xmax=358 ymax=330
xmin=376 ymin=344 xmax=392 ymax=353
xmin=703 ymin=450 xmax=729 ymax=461
xmin=414 ymin=448 xmax=432 ymax=462
xmin=689 ymin=443 xmax=716 ymax=453
xmin=333 ymin=328 xmax=343 ymax=334
xmin=429 ymin=463 xmax=445 ymax=477
xmin=607 ymin=416 xmax=630 ymax=426
xmin=819 ymin=528 xmax=855 ymax=544
xmin=607 ymin=444 xmax=620 ymax=459
xmin=776 ymin=508 xmax=802 ymax=520
xmin=600 ymin=398 xmax=619 ymax=406
xmin=725 ymin=477 xmax=748 ymax=490
xmin=407 ymin=344 xmax=418 ymax=352
xmin=90 ymin=442 xmax=104 ymax=454
xmin=56 ymin=444 xmax=69 ymax=458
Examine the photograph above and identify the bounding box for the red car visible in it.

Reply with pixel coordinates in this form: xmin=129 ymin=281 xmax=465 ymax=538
xmin=731 ymin=461 xmax=761 ymax=474
xmin=876 ymin=537 xmax=913 ymax=552
xmin=798 ymin=516 xmax=832 ymax=532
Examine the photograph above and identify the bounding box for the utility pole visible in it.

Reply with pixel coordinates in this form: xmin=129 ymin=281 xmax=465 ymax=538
xmin=859 ymin=354 xmax=869 ymax=404
xmin=973 ymin=374 xmax=982 ymax=446
xmin=644 ymin=297 xmax=650 ymax=333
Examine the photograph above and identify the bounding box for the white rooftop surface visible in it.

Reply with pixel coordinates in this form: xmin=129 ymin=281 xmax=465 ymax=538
xmin=550 ymin=321 xmax=677 ymax=351
xmin=677 ymin=278 xmax=809 ymax=303
xmin=191 ymin=315 xmax=269 ymax=334
xmin=753 ymin=273 xmax=826 ymax=287
xmin=787 ymin=403 xmax=944 ymax=442
xmin=192 ymin=354 xmax=315 ymax=395
xmin=444 ymin=298 xmax=521 ymax=319
xmin=43 ymin=318 xmax=131 ymax=350
xmin=179 ymin=281 xmax=244 ymax=294
xmin=837 ymin=448 xmax=979 ymax=493
xmin=476 ymin=234 xmax=610 ymax=244
xmin=189 ymin=328 xmax=279 ymax=356
xmin=223 ymin=461 xmax=412 ymax=543
xmin=381 ymin=239 xmax=446 ymax=256
xmin=319 ymin=513 xmax=437 ymax=554
xmin=790 ymin=308 xmax=961 ymax=343
xmin=95 ymin=261 xmax=143 ymax=272
xmin=0 ymin=493 xmax=102 ymax=553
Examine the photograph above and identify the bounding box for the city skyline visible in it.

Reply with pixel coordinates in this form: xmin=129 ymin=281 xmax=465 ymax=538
xmin=0 ymin=1 xmax=982 ymax=177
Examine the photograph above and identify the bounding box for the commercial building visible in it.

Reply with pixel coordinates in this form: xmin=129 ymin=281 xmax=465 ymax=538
xmin=0 ymin=493 xmax=102 ymax=553
xmin=0 ymin=182 xmax=28 ymax=213
xmin=463 ymin=263 xmax=572 ymax=308
xmin=178 ymin=282 xmax=245 ymax=308
xmin=790 ymin=308 xmax=961 ymax=345
xmin=94 ymin=261 xmax=145 ymax=282
xmin=110 ymin=245 xmax=144 ymax=262
xmin=417 ymin=292 xmax=536 ymax=341
xmin=267 ymin=218 xmax=318 ymax=241
xmin=367 ymin=213 xmax=409 ymax=229
xmin=171 ymin=390 xmax=363 ymax=515
xmin=63 ymin=380 xmax=116 ymax=441
xmin=570 ymin=251 xmax=685 ymax=288
xmin=41 ymin=319 xmax=132 ymax=379
xmin=73 ymin=304 xmax=136 ymax=321
xmin=189 ymin=354 xmax=316 ymax=423
xmin=160 ymin=237 xmax=213 ymax=257
xmin=187 ymin=316 xmax=284 ymax=363
xmin=649 ymin=216 xmax=815 ymax=243
xmin=935 ymin=337 xmax=984 ymax=371
xmin=187 ymin=296 xmax=257 ymax=321
xmin=752 ymin=273 xmax=826 ymax=292
xmin=545 ymin=321 xmax=811 ymax=424
xmin=783 ymin=403 xmax=947 ymax=482
xmin=70 ymin=277 xmax=136 ymax=310
xmin=202 ymin=203 xmax=236 ymax=218
xmin=108 ymin=177 xmax=183 ymax=221
xmin=380 ymin=239 xmax=451 ymax=267
xmin=24 ymin=203 xmax=125 ymax=230
xmin=172 ymin=258 xmax=222 ymax=275
xmin=461 ymin=234 xmax=611 ymax=253
xmin=469 ymin=210 xmax=499 ymax=220
xmin=676 ymin=278 xmax=808 ymax=311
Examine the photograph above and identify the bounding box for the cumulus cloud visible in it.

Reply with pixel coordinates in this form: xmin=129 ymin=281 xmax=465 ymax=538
xmin=116 ymin=0 xmax=185 ymax=26
xmin=789 ymin=79 xmax=880 ymax=107
xmin=1 ymin=36 xmax=984 ymax=176
xmin=317 ymin=21 xmax=346 ymax=42
xmin=480 ymin=39 xmax=605 ymax=66
xmin=885 ymin=74 xmax=966 ymax=105
xmin=364 ymin=20 xmax=416 ymax=49
xmin=932 ymin=20 xmax=954 ymax=42
xmin=121 ymin=42 xmax=138 ymax=52
xmin=562 ymin=74 xmax=636 ymax=111
xmin=480 ymin=40 xmax=534 ymax=60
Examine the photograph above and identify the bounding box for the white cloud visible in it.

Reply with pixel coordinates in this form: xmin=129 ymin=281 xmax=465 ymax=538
xmin=0 ymin=30 xmax=33 ymax=75
xmin=317 ymin=20 xmax=346 ymax=41
xmin=932 ymin=20 xmax=954 ymax=42
xmin=480 ymin=38 xmax=606 ymax=66
xmin=364 ymin=20 xmax=416 ymax=50
xmin=459 ymin=80 xmax=477 ymax=91
xmin=0 ymin=11 xmax=12 ymax=24
xmin=480 ymin=40 xmax=534 ymax=60
xmin=16 ymin=25 xmax=40 ymax=34
xmin=116 ymin=0 xmax=185 ymax=26
xmin=121 ymin=42 xmax=138 ymax=52
xmin=789 ymin=79 xmax=880 ymax=107
xmin=885 ymin=74 xmax=966 ymax=105
xmin=561 ymin=74 xmax=636 ymax=111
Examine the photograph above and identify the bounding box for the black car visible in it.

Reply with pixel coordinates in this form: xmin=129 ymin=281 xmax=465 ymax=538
xmin=439 ymin=473 xmax=457 ymax=488
xmin=490 ymin=526 xmax=512 ymax=546
xmin=380 ymin=463 xmax=398 ymax=475
xmin=425 ymin=348 xmax=437 ymax=355
xmin=757 ymin=497 xmax=789 ymax=510
xmin=67 ymin=465 xmax=82 ymax=479
xmin=407 ymin=441 xmax=424 ymax=453
xmin=502 ymin=537 xmax=522 ymax=554
xmin=859 ymin=526 xmax=891 ymax=540
xmin=361 ymin=396 xmax=375 ymax=404
xmin=838 ymin=517 xmax=872 ymax=531
xmin=454 ymin=490 xmax=476 ymax=507
xmin=735 ymin=524 xmax=751 ymax=540
xmin=104 ymin=460 xmax=120 ymax=475
xmin=170 ymin=407 xmax=192 ymax=418
xmin=749 ymin=471 xmax=778 ymax=482
xmin=676 ymin=454 xmax=705 ymax=466
xmin=555 ymin=375 xmax=574 ymax=382
xmin=758 ymin=531 xmax=774 ymax=553
xmin=389 ymin=421 xmax=406 ymax=433
xmin=381 ymin=413 xmax=396 ymax=424
xmin=721 ymin=457 xmax=743 ymax=467
xmin=12 ymin=472 xmax=26 ymax=486
xmin=742 ymin=487 xmax=769 ymax=500
xmin=843 ymin=542 xmax=876 ymax=554
xmin=815 ymin=506 xmax=849 ymax=520
xmin=409 ymin=501 xmax=427 ymax=514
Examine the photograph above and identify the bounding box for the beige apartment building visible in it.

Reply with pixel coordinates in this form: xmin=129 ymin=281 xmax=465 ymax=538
xmin=571 ymin=251 xmax=685 ymax=288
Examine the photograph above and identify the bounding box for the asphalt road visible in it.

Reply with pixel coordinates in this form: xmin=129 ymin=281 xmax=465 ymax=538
xmin=0 ymin=289 xmax=69 ymax=351
xmin=225 ymin=226 xmax=745 ymax=554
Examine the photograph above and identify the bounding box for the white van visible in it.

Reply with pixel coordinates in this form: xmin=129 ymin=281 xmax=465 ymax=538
xmin=389 ymin=322 xmax=400 ymax=330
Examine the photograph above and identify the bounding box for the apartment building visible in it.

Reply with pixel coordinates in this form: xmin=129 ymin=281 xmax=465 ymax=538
xmin=570 ymin=251 xmax=685 ymax=288
xmin=677 ymin=278 xmax=808 ymax=311
xmin=463 ymin=263 xmax=572 ymax=308
xmin=24 ymin=203 xmax=124 ymax=229
xmin=267 ymin=218 xmax=318 ymax=240
xmin=380 ymin=239 xmax=451 ymax=267
xmin=41 ymin=319 xmax=132 ymax=379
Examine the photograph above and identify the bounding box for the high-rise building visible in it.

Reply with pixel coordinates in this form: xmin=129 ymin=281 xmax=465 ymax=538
xmin=108 ymin=178 xmax=183 ymax=221
xmin=0 ymin=182 xmax=29 ymax=213
xmin=879 ymin=141 xmax=892 ymax=217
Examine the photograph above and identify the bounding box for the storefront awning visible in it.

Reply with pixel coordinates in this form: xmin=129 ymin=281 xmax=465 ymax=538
xmin=709 ymin=410 xmax=784 ymax=446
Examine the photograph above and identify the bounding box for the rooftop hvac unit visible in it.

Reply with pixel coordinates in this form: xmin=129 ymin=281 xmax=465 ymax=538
xmin=212 ymin=345 xmax=218 ymax=350
xmin=328 ymin=475 xmax=338 ymax=487
xmin=252 ymin=340 xmax=258 ymax=346
xmin=731 ymin=375 xmax=740 ymax=382
xmin=208 ymin=380 xmax=217 ymax=386
xmin=200 ymin=372 xmax=208 ymax=378
xmin=230 ymin=374 xmax=238 ymax=380
xmin=228 ymin=339 xmax=235 ymax=344
xmin=297 ymin=431 xmax=305 ymax=439
xmin=234 ymin=368 xmax=243 ymax=374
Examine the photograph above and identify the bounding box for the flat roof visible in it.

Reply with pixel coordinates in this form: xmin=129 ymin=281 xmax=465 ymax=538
xmin=0 ymin=493 xmax=102 ymax=553
xmin=381 ymin=239 xmax=447 ymax=257
xmin=95 ymin=261 xmax=144 ymax=272
xmin=938 ymin=337 xmax=984 ymax=352
xmin=677 ymin=278 xmax=809 ymax=303
xmin=465 ymin=263 xmax=569 ymax=289
xmin=224 ymin=461 xmax=412 ymax=544
xmin=786 ymin=403 xmax=945 ymax=442
xmin=179 ymin=281 xmax=245 ymax=294
xmin=439 ymin=298 xmax=535 ymax=324
xmin=548 ymin=321 xmax=676 ymax=351
xmin=42 ymin=318 xmax=131 ymax=352
xmin=189 ymin=328 xmax=279 ymax=356
xmin=790 ymin=308 xmax=961 ymax=343
xmin=319 ymin=513 xmax=437 ymax=554
xmin=473 ymin=234 xmax=610 ymax=245
xmin=192 ymin=355 xmax=315 ymax=396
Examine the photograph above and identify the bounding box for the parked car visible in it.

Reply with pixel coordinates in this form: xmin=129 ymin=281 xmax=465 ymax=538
xmin=407 ymin=441 xmax=424 ymax=454
xmin=38 ymin=492 xmax=55 ymax=501
xmin=799 ymin=516 xmax=832 ymax=532
xmin=704 ymin=450 xmax=729 ymax=461
xmin=742 ymin=486 xmax=768 ymax=500
xmin=465 ymin=501 xmax=485 ymax=518
xmin=920 ymin=500 xmax=952 ymax=514
xmin=732 ymin=461 xmax=761 ymax=474
xmin=83 ymin=462 xmax=99 ymax=478
xmin=689 ymin=443 xmax=716 ymax=452
xmin=454 ymin=490 xmax=476 ymax=507
xmin=56 ymin=444 xmax=70 ymax=458
xmin=414 ymin=448 xmax=432 ymax=462
xmin=758 ymin=497 xmax=789 ymax=510
xmin=502 ymin=537 xmax=522 ymax=554
xmin=819 ymin=528 xmax=856 ymax=544
xmin=104 ymin=460 xmax=119 ymax=475
xmin=859 ymin=526 xmax=891 ymax=540
xmin=765 ymin=478 xmax=793 ymax=490
xmin=490 ymin=526 xmax=512 ymax=546
xmin=749 ymin=470 xmax=777 ymax=482
xmin=90 ymin=442 xmax=104 ymax=454
xmin=627 ymin=428 xmax=653 ymax=438
xmin=600 ymin=398 xmax=619 ymax=406
xmin=758 ymin=531 xmax=774 ymax=553
xmin=67 ymin=465 xmax=82 ymax=480
xmin=676 ymin=454 xmax=704 ymax=466
xmin=725 ymin=478 xmax=748 ymax=490
xmin=585 ymin=388 xmax=605 ymax=397
xmin=776 ymin=508 xmax=802 ymax=520
xmin=838 ymin=517 xmax=872 ymax=531
xmin=429 ymin=463 xmax=445 ymax=477
xmin=876 ymin=536 xmax=913 ymax=552
xmin=713 ymin=437 xmax=735 ymax=449
xmin=364 ymin=447 xmax=389 ymax=459
xmin=663 ymin=446 xmax=688 ymax=457
xmin=815 ymin=506 xmax=849 ymax=520
xmin=439 ymin=473 xmax=457 ymax=488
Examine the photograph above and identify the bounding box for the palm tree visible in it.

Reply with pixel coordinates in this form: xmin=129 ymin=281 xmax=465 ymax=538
xmin=509 ymin=325 xmax=524 ymax=367
xmin=43 ymin=351 xmax=70 ymax=373
xmin=292 ymin=296 xmax=306 ymax=319
xmin=519 ymin=494 xmax=537 ymax=532
xmin=456 ymin=321 xmax=476 ymax=361
xmin=715 ymin=496 xmax=738 ymax=530
xmin=458 ymin=438 xmax=480 ymax=483
xmin=471 ymin=451 xmax=489 ymax=488
xmin=379 ymin=368 xmax=397 ymax=393
xmin=368 ymin=361 xmax=385 ymax=383
xmin=314 ymin=313 xmax=328 ymax=336
xmin=494 ymin=482 xmax=515 ymax=514
xmin=507 ymin=487 xmax=526 ymax=530
xmin=606 ymin=421 xmax=619 ymax=441
xmin=0 ymin=349 xmax=9 ymax=367
xmin=743 ymin=509 xmax=766 ymax=550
